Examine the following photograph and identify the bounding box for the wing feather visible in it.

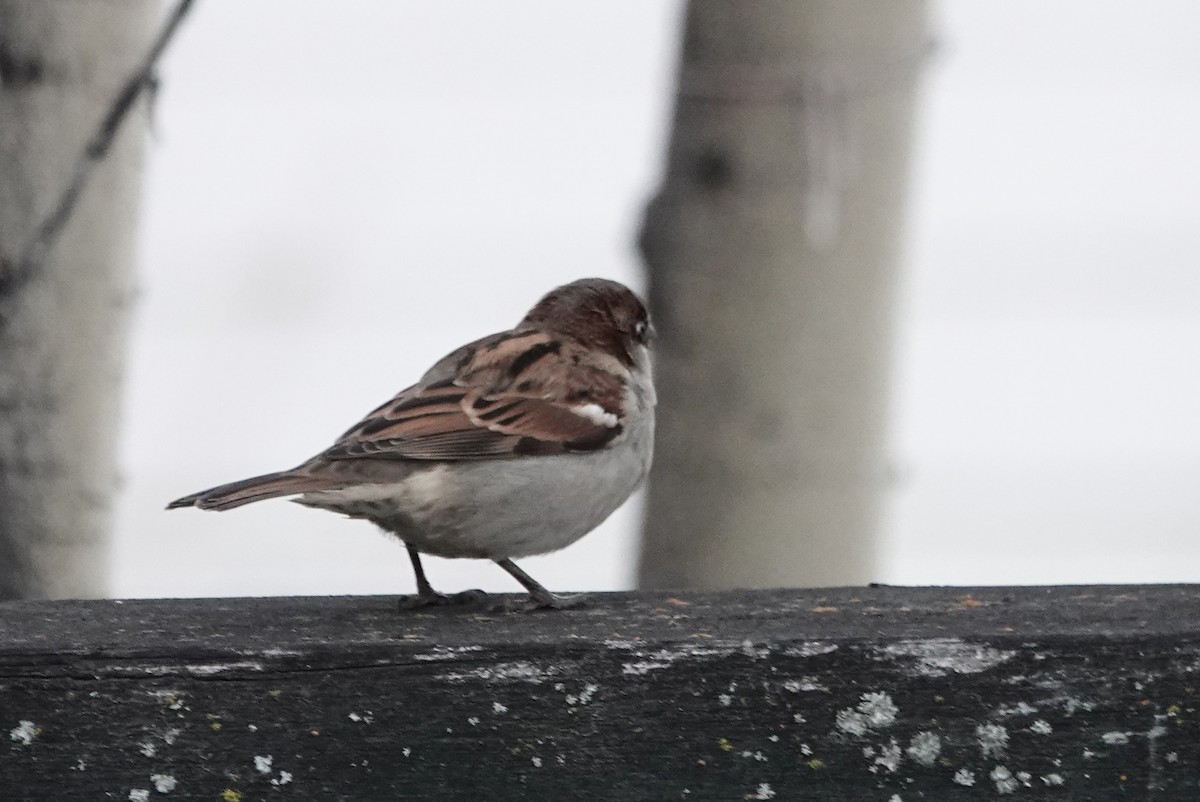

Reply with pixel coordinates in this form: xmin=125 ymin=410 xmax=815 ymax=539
xmin=322 ymin=329 xmax=629 ymax=461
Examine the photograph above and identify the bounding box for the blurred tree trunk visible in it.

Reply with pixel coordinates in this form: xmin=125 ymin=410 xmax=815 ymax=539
xmin=0 ymin=1 xmax=157 ymax=599
xmin=638 ymin=0 xmax=929 ymax=589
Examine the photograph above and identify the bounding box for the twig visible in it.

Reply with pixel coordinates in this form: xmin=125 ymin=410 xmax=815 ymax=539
xmin=0 ymin=0 xmax=197 ymax=300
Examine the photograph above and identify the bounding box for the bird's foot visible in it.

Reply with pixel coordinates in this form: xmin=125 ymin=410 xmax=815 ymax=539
xmin=397 ymin=588 xmax=489 ymax=610
xmin=490 ymin=558 xmax=582 ymax=611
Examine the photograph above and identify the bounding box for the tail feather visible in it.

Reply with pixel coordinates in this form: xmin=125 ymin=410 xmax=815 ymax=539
xmin=167 ymin=470 xmax=331 ymax=511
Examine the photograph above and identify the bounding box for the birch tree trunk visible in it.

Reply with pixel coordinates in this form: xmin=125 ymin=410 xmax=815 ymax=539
xmin=638 ymin=1 xmax=929 ymax=589
xmin=0 ymin=1 xmax=157 ymax=599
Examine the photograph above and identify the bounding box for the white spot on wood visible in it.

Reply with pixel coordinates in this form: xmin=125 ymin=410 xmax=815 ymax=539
xmin=414 ymin=645 xmax=484 ymax=662
xmin=1101 ymin=731 xmax=1130 ymax=745
xmin=622 ymin=660 xmax=671 ymax=675
xmin=835 ymin=692 xmax=898 ymax=736
xmin=782 ymin=642 xmax=838 ymax=658
xmin=260 ymin=647 xmax=302 ymax=658
xmin=836 ymin=708 xmax=870 ymax=736
xmin=348 ymin=711 xmax=374 ymax=724
xmin=751 ymin=782 xmax=776 ymax=800
xmin=73 ymin=759 xmax=86 ymax=771
xmin=254 ymin=755 xmax=273 ymax=774
xmin=128 ymin=791 xmax=150 ymax=802
xmin=1062 ymin=697 xmax=1096 ymax=715
xmin=140 ymin=661 xmax=265 ymax=676
xmin=9 ymin=720 xmax=36 ymax=746
xmin=467 ymin=717 xmax=480 ymax=726
xmin=741 ymin=640 xmax=769 ymax=659
xmin=871 ymin=739 xmax=902 ymax=774
xmin=492 ymin=702 xmax=508 ymax=714
xmin=882 ymin=639 xmax=1015 ymax=677
xmin=139 ymin=742 xmax=156 ymax=757
xmin=614 ymin=641 xmax=752 ymax=677
xmin=163 ymin=728 xmax=181 ymax=745
xmin=781 ymin=677 xmax=826 ymax=693
xmin=1042 ymin=773 xmax=1065 ymax=786
xmin=271 ymin=771 xmax=293 ymax=787
xmin=953 ymin=768 xmax=976 ymax=786
xmin=1029 ymin=719 xmax=1053 ymax=735
xmin=564 ymin=683 xmax=598 ymax=706
xmin=439 ymin=661 xmax=556 ymax=684
xmin=531 ymin=756 xmax=542 ymax=768
xmin=990 ymin=765 xmax=1019 ymax=794
xmin=905 ymin=731 xmax=941 ymax=766
xmin=718 ymin=693 xmax=733 ymax=707
xmin=150 ymin=774 xmax=177 ymax=793
xmin=976 ymin=724 xmax=1009 ymax=758
xmin=402 ymin=747 xmax=412 ymax=758
xmin=994 ymin=701 xmax=1037 ymax=717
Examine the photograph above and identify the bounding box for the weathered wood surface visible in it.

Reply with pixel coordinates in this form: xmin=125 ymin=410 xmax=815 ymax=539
xmin=1 ymin=585 xmax=1198 ymax=801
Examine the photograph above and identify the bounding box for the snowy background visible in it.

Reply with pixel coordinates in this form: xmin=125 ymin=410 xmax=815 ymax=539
xmin=113 ymin=1 xmax=1200 ymax=597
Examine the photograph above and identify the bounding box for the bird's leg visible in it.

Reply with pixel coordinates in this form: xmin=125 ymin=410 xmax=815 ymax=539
xmin=494 ymin=558 xmax=583 ymax=610
xmin=408 ymin=544 xmax=438 ymax=598
xmin=398 ymin=544 xmax=486 ymax=609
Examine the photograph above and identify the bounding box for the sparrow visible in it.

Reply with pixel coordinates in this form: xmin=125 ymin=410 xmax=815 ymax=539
xmin=168 ymin=278 xmax=656 ymax=609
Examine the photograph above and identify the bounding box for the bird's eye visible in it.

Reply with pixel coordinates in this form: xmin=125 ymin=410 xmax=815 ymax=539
xmin=634 ymin=320 xmax=650 ymax=342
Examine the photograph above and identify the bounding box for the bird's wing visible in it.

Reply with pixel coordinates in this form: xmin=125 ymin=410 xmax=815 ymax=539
xmin=322 ymin=329 xmax=629 ymax=461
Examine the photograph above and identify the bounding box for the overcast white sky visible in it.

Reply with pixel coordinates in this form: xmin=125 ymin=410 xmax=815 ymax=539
xmin=113 ymin=1 xmax=1200 ymax=597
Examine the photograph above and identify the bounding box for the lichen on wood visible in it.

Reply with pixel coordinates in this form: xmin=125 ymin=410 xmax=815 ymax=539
xmin=1 ymin=585 xmax=1197 ymax=800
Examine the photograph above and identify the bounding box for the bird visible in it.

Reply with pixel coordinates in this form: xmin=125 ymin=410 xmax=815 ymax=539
xmin=167 ymin=278 xmax=656 ymax=609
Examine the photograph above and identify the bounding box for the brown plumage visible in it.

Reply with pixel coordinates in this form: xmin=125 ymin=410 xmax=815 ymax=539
xmin=166 ymin=471 xmax=329 ymax=511
xmin=167 ymin=278 xmax=656 ymax=608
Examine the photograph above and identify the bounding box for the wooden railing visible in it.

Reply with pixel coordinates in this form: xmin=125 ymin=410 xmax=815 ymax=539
xmin=2 ymin=585 xmax=1197 ymax=800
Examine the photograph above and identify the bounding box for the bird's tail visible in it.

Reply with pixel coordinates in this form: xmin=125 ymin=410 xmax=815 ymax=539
xmin=167 ymin=469 xmax=332 ymax=511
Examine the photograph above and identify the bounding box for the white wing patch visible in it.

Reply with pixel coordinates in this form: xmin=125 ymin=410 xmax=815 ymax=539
xmin=570 ymin=403 xmax=620 ymax=428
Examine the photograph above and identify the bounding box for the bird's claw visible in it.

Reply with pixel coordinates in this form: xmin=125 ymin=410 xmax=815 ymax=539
xmin=397 ymin=588 xmax=489 ymax=610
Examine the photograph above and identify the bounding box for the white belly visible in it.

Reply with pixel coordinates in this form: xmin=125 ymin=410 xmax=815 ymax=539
xmin=297 ymin=411 xmax=653 ymax=560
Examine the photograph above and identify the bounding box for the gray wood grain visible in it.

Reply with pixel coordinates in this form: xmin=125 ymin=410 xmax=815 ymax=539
xmin=1 ymin=585 xmax=1197 ymax=800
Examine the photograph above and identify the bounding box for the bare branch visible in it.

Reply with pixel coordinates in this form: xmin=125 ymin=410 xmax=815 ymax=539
xmin=0 ymin=0 xmax=197 ymax=303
